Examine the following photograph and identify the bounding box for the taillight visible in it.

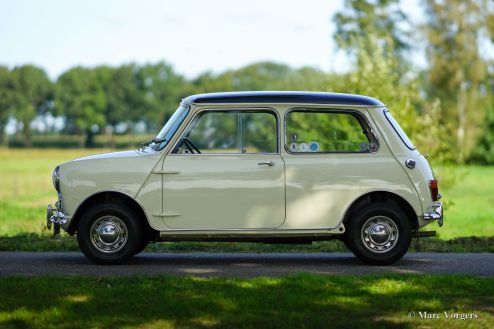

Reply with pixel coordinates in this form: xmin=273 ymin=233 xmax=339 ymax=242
xmin=429 ymin=179 xmax=439 ymax=201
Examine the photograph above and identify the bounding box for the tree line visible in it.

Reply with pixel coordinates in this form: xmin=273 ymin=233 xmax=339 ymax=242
xmin=0 ymin=0 xmax=493 ymax=164
xmin=0 ymin=62 xmax=329 ymax=148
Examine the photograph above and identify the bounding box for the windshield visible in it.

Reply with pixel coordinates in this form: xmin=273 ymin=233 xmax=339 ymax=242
xmin=383 ymin=109 xmax=416 ymax=150
xmin=151 ymin=104 xmax=190 ymax=151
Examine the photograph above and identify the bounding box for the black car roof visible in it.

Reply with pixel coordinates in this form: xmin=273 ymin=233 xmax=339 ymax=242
xmin=183 ymin=91 xmax=384 ymax=106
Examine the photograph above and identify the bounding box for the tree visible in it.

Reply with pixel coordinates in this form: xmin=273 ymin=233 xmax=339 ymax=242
xmin=330 ymin=35 xmax=419 ymax=134
xmin=470 ymin=62 xmax=494 ymax=164
xmin=55 ymin=67 xmax=109 ymax=147
xmin=8 ymin=65 xmax=52 ymax=147
xmin=331 ymin=5 xmax=451 ymax=163
xmin=333 ymin=0 xmax=410 ymax=63
xmin=486 ymin=1 xmax=494 ymax=41
xmin=332 ymin=1 xmax=415 ymax=134
xmin=192 ymin=62 xmax=329 ymax=93
xmin=224 ymin=62 xmax=299 ymax=90
xmin=0 ymin=66 xmax=11 ymax=145
xmin=106 ymin=64 xmax=143 ymax=129
xmin=424 ymin=0 xmax=489 ymax=163
xmin=136 ymin=62 xmax=188 ymax=130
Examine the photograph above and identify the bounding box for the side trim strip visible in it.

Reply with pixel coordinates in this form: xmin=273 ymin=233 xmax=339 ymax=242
xmin=153 ymin=213 xmax=181 ymax=217
xmin=158 ymin=223 xmax=346 ymax=237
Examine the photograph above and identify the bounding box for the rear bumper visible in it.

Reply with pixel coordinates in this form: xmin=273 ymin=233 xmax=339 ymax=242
xmin=422 ymin=201 xmax=443 ymax=227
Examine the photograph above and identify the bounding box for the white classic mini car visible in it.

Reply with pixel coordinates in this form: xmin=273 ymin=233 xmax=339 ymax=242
xmin=47 ymin=91 xmax=443 ymax=265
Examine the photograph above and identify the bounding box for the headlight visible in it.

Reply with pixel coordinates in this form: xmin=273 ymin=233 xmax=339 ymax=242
xmin=52 ymin=166 xmax=60 ymax=192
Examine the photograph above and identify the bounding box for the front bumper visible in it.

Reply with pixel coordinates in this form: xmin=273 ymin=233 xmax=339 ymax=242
xmin=46 ymin=202 xmax=69 ymax=236
xmin=423 ymin=201 xmax=443 ymax=227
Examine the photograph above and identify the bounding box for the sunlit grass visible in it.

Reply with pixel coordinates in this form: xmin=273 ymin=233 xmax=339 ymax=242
xmin=434 ymin=166 xmax=494 ymax=239
xmin=0 ymin=149 xmax=111 ymax=236
xmin=0 ymin=274 xmax=492 ymax=329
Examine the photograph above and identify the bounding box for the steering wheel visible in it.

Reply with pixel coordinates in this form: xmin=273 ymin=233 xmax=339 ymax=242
xmin=182 ymin=137 xmax=201 ymax=154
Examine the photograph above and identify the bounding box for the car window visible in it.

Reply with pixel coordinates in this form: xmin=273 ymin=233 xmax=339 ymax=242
xmin=286 ymin=110 xmax=374 ymax=153
xmin=175 ymin=110 xmax=277 ymax=154
xmin=242 ymin=112 xmax=277 ymax=153
xmin=187 ymin=111 xmax=239 ymax=153
xmin=152 ymin=104 xmax=189 ymax=151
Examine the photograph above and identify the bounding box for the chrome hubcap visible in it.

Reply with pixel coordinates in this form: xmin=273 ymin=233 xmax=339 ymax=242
xmin=90 ymin=216 xmax=128 ymax=253
xmin=361 ymin=216 xmax=399 ymax=253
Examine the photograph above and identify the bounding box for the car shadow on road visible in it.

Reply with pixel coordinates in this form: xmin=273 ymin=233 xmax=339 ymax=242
xmin=115 ymin=253 xmax=433 ymax=276
xmin=0 ymin=251 xmax=440 ymax=277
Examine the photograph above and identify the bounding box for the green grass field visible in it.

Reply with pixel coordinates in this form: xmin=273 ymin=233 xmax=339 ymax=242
xmin=0 ymin=274 xmax=492 ymax=329
xmin=0 ymin=149 xmax=111 ymax=236
xmin=0 ymin=149 xmax=493 ymax=240
xmin=433 ymin=166 xmax=494 ymax=238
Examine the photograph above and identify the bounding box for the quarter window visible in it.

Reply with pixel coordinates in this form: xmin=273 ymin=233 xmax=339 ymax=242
xmin=286 ymin=110 xmax=375 ymax=153
xmin=384 ymin=110 xmax=416 ymax=150
xmin=175 ymin=111 xmax=277 ymax=154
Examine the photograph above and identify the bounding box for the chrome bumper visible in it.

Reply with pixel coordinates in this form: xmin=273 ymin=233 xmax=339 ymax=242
xmin=46 ymin=202 xmax=68 ymax=236
xmin=423 ymin=201 xmax=443 ymax=227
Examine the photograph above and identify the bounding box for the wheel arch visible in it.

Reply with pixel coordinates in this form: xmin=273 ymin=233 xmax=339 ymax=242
xmin=341 ymin=191 xmax=419 ymax=230
xmin=67 ymin=191 xmax=157 ymax=239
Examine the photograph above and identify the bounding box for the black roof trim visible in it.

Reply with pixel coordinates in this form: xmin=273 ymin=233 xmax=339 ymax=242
xmin=183 ymin=91 xmax=384 ymax=106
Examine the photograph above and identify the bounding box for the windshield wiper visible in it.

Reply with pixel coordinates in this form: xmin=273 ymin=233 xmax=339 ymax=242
xmin=138 ymin=138 xmax=166 ymax=151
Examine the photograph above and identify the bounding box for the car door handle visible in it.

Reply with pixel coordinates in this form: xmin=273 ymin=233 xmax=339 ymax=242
xmin=258 ymin=161 xmax=275 ymax=167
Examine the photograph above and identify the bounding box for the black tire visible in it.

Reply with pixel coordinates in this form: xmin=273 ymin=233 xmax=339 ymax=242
xmin=77 ymin=203 xmax=143 ymax=265
xmin=134 ymin=225 xmax=157 ymax=255
xmin=134 ymin=237 xmax=150 ymax=255
xmin=344 ymin=202 xmax=412 ymax=265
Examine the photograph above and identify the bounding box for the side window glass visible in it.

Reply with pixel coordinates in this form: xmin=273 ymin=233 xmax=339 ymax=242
xmin=175 ymin=111 xmax=278 ymax=154
xmin=184 ymin=112 xmax=239 ymax=153
xmin=286 ymin=110 xmax=373 ymax=153
xmin=242 ymin=112 xmax=277 ymax=153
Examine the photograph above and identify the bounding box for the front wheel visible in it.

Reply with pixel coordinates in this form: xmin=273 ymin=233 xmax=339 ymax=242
xmin=77 ymin=203 xmax=142 ymax=265
xmin=344 ymin=203 xmax=412 ymax=265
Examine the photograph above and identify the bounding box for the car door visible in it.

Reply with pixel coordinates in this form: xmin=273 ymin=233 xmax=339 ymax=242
xmin=161 ymin=109 xmax=285 ymax=230
xmin=282 ymin=108 xmax=384 ymax=229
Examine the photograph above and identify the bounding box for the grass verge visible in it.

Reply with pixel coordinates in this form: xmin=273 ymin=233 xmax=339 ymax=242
xmin=0 ymin=274 xmax=492 ymax=329
xmin=1 ymin=233 xmax=493 ymax=253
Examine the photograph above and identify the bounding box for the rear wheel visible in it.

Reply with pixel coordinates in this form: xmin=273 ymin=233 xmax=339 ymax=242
xmin=77 ymin=203 xmax=142 ymax=265
xmin=134 ymin=237 xmax=150 ymax=255
xmin=344 ymin=203 xmax=412 ymax=265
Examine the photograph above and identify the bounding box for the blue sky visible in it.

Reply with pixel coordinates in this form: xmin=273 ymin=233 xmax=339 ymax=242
xmin=0 ymin=0 xmax=423 ymax=80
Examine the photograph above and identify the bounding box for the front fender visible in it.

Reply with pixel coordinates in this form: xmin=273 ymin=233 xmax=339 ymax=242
xmin=58 ymin=150 xmax=162 ymax=219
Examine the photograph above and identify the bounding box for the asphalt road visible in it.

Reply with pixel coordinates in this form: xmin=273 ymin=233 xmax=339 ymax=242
xmin=1 ymin=252 xmax=493 ymax=277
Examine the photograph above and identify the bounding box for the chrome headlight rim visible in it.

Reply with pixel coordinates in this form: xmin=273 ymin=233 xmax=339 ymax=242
xmin=52 ymin=165 xmax=60 ymax=192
